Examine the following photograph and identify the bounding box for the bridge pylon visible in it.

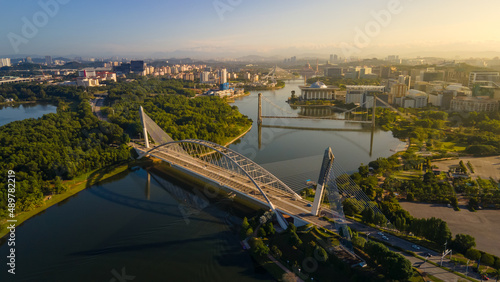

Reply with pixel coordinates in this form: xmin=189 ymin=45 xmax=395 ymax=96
xmin=258 ymin=93 xmax=262 ymax=125
xmin=139 ymin=106 xmax=150 ymax=148
xmin=311 ymin=147 xmax=335 ymax=216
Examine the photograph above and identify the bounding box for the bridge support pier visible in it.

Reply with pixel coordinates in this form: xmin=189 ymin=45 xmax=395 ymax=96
xmin=258 ymin=93 xmax=262 ymax=125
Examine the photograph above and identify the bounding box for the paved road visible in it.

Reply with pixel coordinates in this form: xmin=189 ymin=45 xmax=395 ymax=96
xmin=90 ymin=97 xmax=109 ymax=122
xmin=133 ymin=143 xmax=478 ymax=281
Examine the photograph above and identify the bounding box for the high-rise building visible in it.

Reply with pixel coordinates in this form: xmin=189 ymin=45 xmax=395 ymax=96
xmin=26 ymin=57 xmax=32 ymax=63
xmin=220 ymin=69 xmax=227 ymax=84
xmin=200 ymin=71 xmax=210 ymax=83
xmin=330 ymin=54 xmax=334 ymax=62
xmin=0 ymin=58 xmax=11 ymax=67
xmin=324 ymin=67 xmax=343 ymax=78
xmin=45 ymin=56 xmax=52 ymax=66
xmin=131 ymin=60 xmax=145 ymax=73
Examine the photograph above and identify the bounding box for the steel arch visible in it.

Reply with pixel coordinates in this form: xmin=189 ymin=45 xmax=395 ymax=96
xmin=140 ymin=139 xmax=301 ymax=227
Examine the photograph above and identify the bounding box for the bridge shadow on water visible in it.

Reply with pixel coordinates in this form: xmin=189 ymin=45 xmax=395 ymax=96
xmin=85 ymin=163 xmax=236 ymax=227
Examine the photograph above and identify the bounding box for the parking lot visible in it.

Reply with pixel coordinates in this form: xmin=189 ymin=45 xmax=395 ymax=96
xmin=400 ymin=201 xmax=500 ymax=257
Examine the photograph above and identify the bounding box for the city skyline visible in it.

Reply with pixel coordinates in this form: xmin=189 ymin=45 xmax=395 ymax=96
xmin=2 ymin=0 xmax=500 ymax=59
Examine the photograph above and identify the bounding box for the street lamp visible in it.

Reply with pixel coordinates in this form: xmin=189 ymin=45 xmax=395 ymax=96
xmin=465 ymin=259 xmax=470 ymax=277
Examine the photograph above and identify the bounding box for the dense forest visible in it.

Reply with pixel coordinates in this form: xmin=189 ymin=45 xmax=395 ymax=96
xmin=104 ymin=77 xmax=202 ymax=98
xmin=0 ymin=83 xmax=91 ymax=102
xmin=0 ymin=100 xmax=130 ymax=217
xmin=108 ymin=94 xmax=252 ymax=144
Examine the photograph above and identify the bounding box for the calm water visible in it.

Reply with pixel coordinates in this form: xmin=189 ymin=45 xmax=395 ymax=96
xmin=0 ymin=81 xmax=405 ymax=281
xmin=0 ymin=169 xmax=272 ymax=281
xmin=0 ymin=103 xmax=57 ymax=127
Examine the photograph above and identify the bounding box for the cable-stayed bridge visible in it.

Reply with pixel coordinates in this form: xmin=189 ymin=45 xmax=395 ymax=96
xmin=131 ymin=106 xmax=386 ymax=234
xmin=258 ymin=93 xmax=374 ymax=124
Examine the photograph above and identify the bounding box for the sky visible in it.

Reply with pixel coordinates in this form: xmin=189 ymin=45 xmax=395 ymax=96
xmin=2 ymin=0 xmax=500 ymax=59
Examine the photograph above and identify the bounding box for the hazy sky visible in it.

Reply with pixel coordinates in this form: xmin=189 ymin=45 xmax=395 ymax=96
xmin=2 ymin=0 xmax=500 ymax=58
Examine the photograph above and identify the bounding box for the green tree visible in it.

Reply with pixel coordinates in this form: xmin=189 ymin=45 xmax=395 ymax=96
xmin=314 ymin=245 xmax=328 ymax=262
xmin=452 ymin=234 xmax=476 ymax=254
xmin=385 ymin=254 xmax=413 ymax=281
xmin=482 ymin=253 xmax=495 ymax=267
xmin=271 ymin=245 xmax=282 ymax=259
xmin=242 ymin=217 xmax=250 ymax=230
xmin=257 ymin=227 xmax=267 ymax=238
xmin=361 ymin=207 xmax=375 ymax=224
xmin=250 ymin=238 xmax=269 ymax=257
xmin=343 ymin=199 xmax=361 ymax=216
xmin=245 ymin=227 xmax=254 ymax=238
xmin=264 ymin=222 xmax=275 ymax=237
xmin=465 ymin=248 xmax=481 ymax=262
xmin=352 ymin=236 xmax=366 ymax=249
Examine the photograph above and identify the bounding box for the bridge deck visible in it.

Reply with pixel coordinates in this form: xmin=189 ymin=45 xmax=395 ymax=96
xmin=261 ymin=115 xmax=371 ymax=123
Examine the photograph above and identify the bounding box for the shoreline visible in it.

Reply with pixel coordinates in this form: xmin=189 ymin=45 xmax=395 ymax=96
xmin=0 ymin=161 xmax=134 ymax=239
xmin=224 ymin=124 xmax=252 ymax=147
xmin=0 ymin=100 xmax=38 ymax=107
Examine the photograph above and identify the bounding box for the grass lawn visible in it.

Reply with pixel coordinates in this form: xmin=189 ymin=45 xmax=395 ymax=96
xmin=409 ymin=269 xmax=426 ymax=282
xmin=438 ymin=142 xmax=466 ymax=152
xmin=393 ymin=170 xmax=423 ymax=180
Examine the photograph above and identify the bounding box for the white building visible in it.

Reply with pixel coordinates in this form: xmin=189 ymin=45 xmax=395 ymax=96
xmin=200 ymin=71 xmax=210 ymax=83
xmin=445 ymin=84 xmax=472 ymax=96
xmin=299 ymin=81 xmax=336 ymax=100
xmin=397 ymin=90 xmax=428 ymax=108
xmin=0 ymin=58 xmax=11 ymax=67
xmin=220 ymin=69 xmax=227 ymax=84
xmin=345 ymin=85 xmax=385 ymax=104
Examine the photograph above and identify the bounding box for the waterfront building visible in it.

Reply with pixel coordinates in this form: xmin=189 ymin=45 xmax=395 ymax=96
xmin=299 ymin=81 xmax=337 ymax=100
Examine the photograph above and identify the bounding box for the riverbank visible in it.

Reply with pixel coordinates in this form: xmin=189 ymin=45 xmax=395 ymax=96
xmin=225 ymin=92 xmax=251 ymax=103
xmin=223 ymin=124 xmax=252 ymax=147
xmin=0 ymin=160 xmax=135 ymax=239
xmin=0 ymin=100 xmax=37 ymax=107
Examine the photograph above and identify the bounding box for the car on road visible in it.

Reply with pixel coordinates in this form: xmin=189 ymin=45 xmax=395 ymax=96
xmin=306 ymin=203 xmax=312 ymax=207
xmin=382 ymin=236 xmax=389 ymax=240
xmin=412 ymin=245 xmax=420 ymax=250
xmin=426 ymin=252 xmax=432 ymax=257
xmin=481 ymin=275 xmax=489 ymax=280
xmin=377 ymin=232 xmax=383 ymax=235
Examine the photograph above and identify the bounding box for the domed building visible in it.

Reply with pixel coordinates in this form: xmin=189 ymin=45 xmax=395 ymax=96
xmin=299 ymin=81 xmax=337 ymax=100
